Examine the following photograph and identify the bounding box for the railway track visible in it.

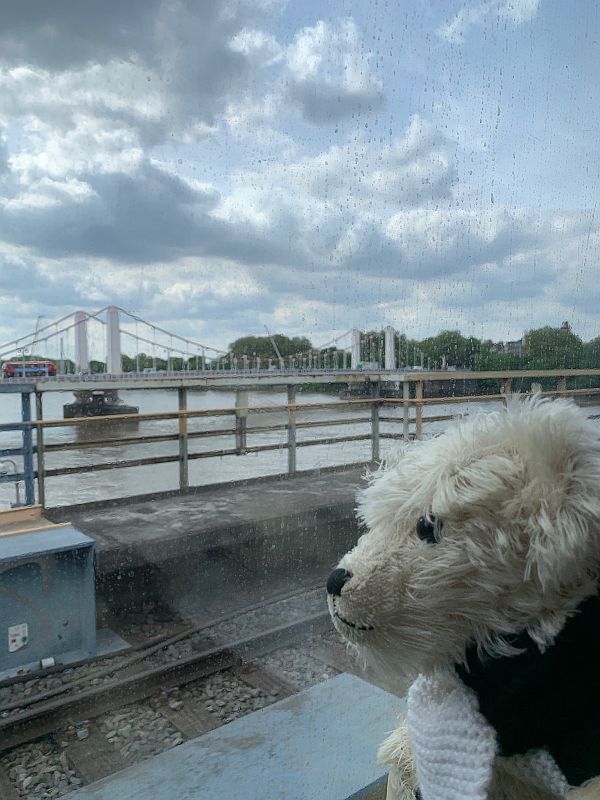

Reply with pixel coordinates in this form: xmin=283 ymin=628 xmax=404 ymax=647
xmin=0 ymin=584 xmax=345 ymax=799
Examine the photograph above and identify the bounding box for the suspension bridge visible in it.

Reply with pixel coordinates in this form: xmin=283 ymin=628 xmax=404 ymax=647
xmin=0 ymin=306 xmax=412 ymax=390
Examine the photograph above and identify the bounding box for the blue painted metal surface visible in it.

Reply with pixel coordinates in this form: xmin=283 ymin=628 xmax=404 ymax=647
xmin=0 ymin=526 xmax=96 ymax=677
xmin=70 ymin=673 xmax=403 ymax=800
xmin=0 ymin=388 xmax=38 ymax=506
xmin=20 ymin=391 xmax=35 ymax=505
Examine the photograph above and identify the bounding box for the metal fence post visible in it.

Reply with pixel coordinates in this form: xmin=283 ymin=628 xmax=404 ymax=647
xmin=178 ymin=387 xmax=189 ymax=490
xmin=402 ymin=381 xmax=410 ymax=441
xmin=21 ymin=391 xmax=35 ymax=506
xmin=371 ymin=382 xmax=380 ymax=461
xmin=235 ymin=389 xmax=248 ymax=454
xmin=287 ymin=385 xmax=296 ymax=474
xmin=415 ymin=381 xmax=423 ymax=440
xmin=500 ymin=377 xmax=512 ymax=407
xmin=35 ymin=391 xmax=46 ymax=508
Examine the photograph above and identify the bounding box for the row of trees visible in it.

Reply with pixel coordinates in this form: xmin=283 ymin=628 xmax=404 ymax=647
xmin=229 ymin=326 xmax=599 ymax=373
xmin=393 ymin=326 xmax=595 ymax=372
xmin=10 ymin=326 xmax=599 ymax=374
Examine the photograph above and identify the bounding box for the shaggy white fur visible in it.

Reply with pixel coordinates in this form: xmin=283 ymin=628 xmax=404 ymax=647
xmin=328 ymin=397 xmax=600 ymax=799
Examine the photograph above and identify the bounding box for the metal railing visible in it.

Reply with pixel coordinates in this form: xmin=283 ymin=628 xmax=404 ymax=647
xmin=2 ymin=370 xmax=600 ymax=509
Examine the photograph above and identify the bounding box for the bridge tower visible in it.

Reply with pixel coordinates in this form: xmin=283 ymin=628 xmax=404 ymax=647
xmin=74 ymin=311 xmax=89 ymax=373
xmin=106 ymin=306 xmax=122 ymax=375
xmin=384 ymin=326 xmax=397 ymax=370
xmin=351 ymin=329 xmax=361 ymax=370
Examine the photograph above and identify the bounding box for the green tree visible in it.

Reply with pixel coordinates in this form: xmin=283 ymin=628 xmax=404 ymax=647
xmin=583 ymin=337 xmax=600 ymax=369
xmin=229 ymin=334 xmax=312 ymax=359
xmin=418 ymin=330 xmax=482 ymax=369
xmin=522 ymin=326 xmax=584 ymax=370
xmin=473 ymin=349 xmax=521 ymax=371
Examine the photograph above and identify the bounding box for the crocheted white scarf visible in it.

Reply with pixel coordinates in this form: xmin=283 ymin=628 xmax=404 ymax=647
xmin=407 ymin=672 xmax=570 ymax=800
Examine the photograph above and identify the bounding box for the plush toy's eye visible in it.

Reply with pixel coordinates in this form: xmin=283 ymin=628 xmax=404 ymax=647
xmin=416 ymin=514 xmax=439 ymax=544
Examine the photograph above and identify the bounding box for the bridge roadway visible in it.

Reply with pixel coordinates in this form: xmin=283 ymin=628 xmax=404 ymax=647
xmin=3 ymin=366 xmax=600 ymax=393
xmin=46 ymin=465 xmax=366 ymax=621
xmin=0 ymin=367 xmax=410 ymax=393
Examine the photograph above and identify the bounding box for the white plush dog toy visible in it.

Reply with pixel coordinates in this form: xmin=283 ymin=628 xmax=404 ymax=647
xmin=327 ymin=397 xmax=600 ymax=800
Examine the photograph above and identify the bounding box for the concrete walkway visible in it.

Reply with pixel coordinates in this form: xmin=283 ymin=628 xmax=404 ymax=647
xmin=69 ymin=673 xmax=395 ymax=800
xmin=49 ymin=466 xmax=368 ymax=618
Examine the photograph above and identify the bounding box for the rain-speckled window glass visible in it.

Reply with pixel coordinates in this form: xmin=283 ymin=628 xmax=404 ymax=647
xmin=1 ymin=1 xmax=599 ymax=798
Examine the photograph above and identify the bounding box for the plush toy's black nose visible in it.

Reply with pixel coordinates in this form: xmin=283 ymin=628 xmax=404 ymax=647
xmin=327 ymin=568 xmax=352 ymax=596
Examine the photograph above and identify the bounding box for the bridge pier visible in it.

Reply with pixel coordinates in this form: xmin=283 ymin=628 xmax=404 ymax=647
xmin=74 ymin=311 xmax=89 ymax=373
xmin=64 ymin=307 xmax=135 ymax=418
xmin=384 ymin=326 xmax=397 ymax=370
xmin=106 ymin=306 xmax=122 ymax=375
xmin=351 ymin=328 xmax=361 ymax=369
xmin=63 ymin=390 xmax=139 ymax=419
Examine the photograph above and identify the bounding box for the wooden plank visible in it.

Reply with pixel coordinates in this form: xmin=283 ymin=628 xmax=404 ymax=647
xmin=233 ymin=664 xmax=295 ymax=699
xmin=0 ymin=764 xmax=19 ymax=800
xmin=0 ymin=522 xmax=72 ymax=538
xmin=0 ymin=504 xmax=42 ymax=527
xmin=158 ymin=700 xmax=219 ymax=739
xmin=60 ymin=724 xmax=128 ymax=784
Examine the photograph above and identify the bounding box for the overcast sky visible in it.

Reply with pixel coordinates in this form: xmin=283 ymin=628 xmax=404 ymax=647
xmin=1 ymin=0 xmax=600 ymax=355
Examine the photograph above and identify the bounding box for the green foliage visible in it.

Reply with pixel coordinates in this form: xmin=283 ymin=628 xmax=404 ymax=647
xmin=472 ymin=349 xmax=521 ymax=371
xmin=583 ymin=337 xmax=600 ymax=368
xmin=418 ymin=330 xmax=482 ymax=369
xmin=522 ymin=327 xmax=584 ymax=370
xmin=228 ymin=334 xmax=312 ymax=359
xmin=360 ymin=331 xmax=385 ymax=365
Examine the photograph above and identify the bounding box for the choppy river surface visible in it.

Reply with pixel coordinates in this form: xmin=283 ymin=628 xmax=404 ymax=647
xmin=1 ymin=388 xmax=597 ymax=509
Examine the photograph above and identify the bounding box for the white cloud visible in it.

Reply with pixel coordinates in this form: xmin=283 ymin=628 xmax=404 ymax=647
xmin=2 ymin=176 xmax=96 ymax=211
xmin=229 ymin=28 xmax=283 ymax=67
xmin=437 ymin=0 xmax=540 ymax=43
xmin=285 ymin=19 xmax=384 ymax=123
xmin=8 ymin=118 xmax=144 ymax=183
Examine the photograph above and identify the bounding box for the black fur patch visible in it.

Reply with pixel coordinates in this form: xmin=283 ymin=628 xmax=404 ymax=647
xmin=456 ymin=593 xmax=600 ymax=787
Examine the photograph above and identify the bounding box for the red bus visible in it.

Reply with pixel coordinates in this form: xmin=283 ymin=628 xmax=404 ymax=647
xmin=2 ymin=360 xmax=57 ymax=378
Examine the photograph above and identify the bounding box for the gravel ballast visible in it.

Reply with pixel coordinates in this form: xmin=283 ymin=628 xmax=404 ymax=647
xmin=97 ymin=703 xmax=183 ymax=763
xmin=0 ymin=739 xmax=82 ymax=799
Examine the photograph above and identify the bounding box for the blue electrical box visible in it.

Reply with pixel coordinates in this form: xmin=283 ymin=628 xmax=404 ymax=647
xmin=0 ymin=526 xmax=96 ymax=679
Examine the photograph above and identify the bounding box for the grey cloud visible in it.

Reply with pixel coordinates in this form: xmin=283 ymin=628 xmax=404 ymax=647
xmin=0 ymin=137 xmax=8 ymax=176
xmin=0 ymin=1 xmax=161 ymax=70
xmin=0 ymin=1 xmax=282 ymax=136
xmin=287 ymin=79 xmax=384 ymax=125
xmin=1 ymin=161 xmax=219 ymax=262
xmin=0 ymin=257 xmax=91 ymax=312
xmin=284 ymin=19 xmax=385 ymax=125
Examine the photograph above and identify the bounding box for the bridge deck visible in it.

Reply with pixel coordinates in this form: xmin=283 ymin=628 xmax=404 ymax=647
xmin=3 ymin=365 xmax=592 ymax=393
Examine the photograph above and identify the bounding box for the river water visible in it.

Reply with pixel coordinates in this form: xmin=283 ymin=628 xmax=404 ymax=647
xmin=1 ymin=388 xmax=598 ymax=509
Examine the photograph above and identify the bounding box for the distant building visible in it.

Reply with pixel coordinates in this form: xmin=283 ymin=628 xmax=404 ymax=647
xmin=490 ymin=339 xmax=523 ymax=356
xmin=504 ymin=339 xmax=523 ymax=356
xmin=560 ymin=320 xmax=571 ymax=335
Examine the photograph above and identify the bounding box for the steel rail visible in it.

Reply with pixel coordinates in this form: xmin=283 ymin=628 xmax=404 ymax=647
xmin=0 ymin=611 xmax=331 ymax=752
